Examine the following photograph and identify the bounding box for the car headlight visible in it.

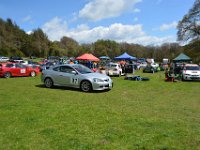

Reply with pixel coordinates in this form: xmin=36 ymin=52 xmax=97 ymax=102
xmin=93 ymin=78 xmax=104 ymax=83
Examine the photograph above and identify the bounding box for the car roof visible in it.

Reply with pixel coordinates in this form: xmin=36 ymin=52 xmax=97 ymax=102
xmin=50 ymin=64 xmax=81 ymax=68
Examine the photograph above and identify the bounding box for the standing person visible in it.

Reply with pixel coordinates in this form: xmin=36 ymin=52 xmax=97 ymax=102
xmin=69 ymin=59 xmax=74 ymax=64
xmin=93 ymin=62 xmax=97 ymax=68
xmin=87 ymin=61 xmax=92 ymax=68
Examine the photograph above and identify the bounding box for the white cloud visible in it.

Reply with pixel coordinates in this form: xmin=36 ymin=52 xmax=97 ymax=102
xmin=160 ymin=21 xmax=178 ymax=31
xmin=74 ymin=24 xmax=90 ymax=32
xmin=26 ymin=31 xmax=33 ymax=35
xmin=68 ymin=23 xmax=145 ymax=43
xmin=128 ymin=35 xmax=176 ymax=45
xmin=133 ymin=8 xmax=141 ymax=13
xmin=42 ymin=17 xmax=176 ymax=46
xmin=42 ymin=17 xmax=68 ymax=41
xmin=78 ymin=0 xmax=142 ymax=21
xmin=22 ymin=15 xmax=32 ymax=22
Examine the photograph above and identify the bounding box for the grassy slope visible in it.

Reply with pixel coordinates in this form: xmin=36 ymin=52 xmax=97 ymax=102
xmin=0 ymin=71 xmax=200 ymax=150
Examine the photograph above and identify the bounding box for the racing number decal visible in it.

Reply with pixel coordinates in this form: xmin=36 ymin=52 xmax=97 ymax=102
xmin=20 ymin=69 xmax=26 ymax=73
xmin=72 ymin=78 xmax=78 ymax=85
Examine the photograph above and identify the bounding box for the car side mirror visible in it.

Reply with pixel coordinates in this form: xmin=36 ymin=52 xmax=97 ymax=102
xmin=71 ymin=71 xmax=77 ymax=75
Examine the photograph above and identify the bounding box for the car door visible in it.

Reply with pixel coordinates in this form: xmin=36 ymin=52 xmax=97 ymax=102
xmin=5 ymin=64 xmax=15 ymax=75
xmin=15 ymin=64 xmax=28 ymax=76
xmin=54 ymin=66 xmax=78 ymax=87
xmin=12 ymin=64 xmax=22 ymax=76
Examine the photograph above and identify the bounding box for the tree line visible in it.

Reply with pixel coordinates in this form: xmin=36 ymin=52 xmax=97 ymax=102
xmin=1 ymin=0 xmax=200 ymax=65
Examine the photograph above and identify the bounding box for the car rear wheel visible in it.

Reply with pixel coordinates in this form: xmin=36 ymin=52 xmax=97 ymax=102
xmin=30 ymin=71 xmax=36 ymax=77
xmin=4 ymin=72 xmax=11 ymax=78
xmin=44 ymin=78 xmax=53 ymax=88
xmin=80 ymin=81 xmax=92 ymax=92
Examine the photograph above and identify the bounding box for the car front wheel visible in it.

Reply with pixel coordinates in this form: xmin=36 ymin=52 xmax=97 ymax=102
xmin=4 ymin=72 xmax=11 ymax=78
xmin=30 ymin=71 xmax=36 ymax=77
xmin=44 ymin=78 xmax=53 ymax=88
xmin=80 ymin=81 xmax=92 ymax=92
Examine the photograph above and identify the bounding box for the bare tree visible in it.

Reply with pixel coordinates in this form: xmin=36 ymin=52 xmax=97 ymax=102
xmin=177 ymin=0 xmax=200 ymax=43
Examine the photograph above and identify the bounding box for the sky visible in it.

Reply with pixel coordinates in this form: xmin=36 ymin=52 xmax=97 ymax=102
xmin=0 ymin=0 xmax=195 ymax=45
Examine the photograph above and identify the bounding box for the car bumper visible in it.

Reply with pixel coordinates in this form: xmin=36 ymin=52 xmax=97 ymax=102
xmin=108 ymin=71 xmax=119 ymax=76
xmin=92 ymin=81 xmax=113 ymax=90
xmin=183 ymin=75 xmax=200 ymax=80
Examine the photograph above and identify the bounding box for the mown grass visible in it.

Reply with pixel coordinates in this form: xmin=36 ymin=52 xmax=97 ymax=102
xmin=0 ymin=71 xmax=200 ymax=150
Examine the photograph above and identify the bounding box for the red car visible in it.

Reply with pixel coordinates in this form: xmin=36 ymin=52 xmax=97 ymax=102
xmin=0 ymin=62 xmax=40 ymax=78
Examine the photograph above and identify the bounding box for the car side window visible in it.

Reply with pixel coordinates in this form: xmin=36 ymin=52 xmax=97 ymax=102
xmin=15 ymin=64 xmax=26 ymax=68
xmin=60 ymin=66 xmax=74 ymax=74
xmin=53 ymin=67 xmax=60 ymax=72
xmin=6 ymin=64 xmax=14 ymax=68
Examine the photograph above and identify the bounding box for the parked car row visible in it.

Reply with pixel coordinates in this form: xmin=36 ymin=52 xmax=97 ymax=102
xmin=0 ymin=55 xmax=199 ymax=92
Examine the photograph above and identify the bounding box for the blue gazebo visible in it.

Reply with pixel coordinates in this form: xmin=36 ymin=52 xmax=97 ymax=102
xmin=114 ymin=52 xmax=136 ymax=60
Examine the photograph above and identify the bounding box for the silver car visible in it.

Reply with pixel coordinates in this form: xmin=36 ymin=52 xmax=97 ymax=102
xmin=41 ymin=64 xmax=113 ymax=92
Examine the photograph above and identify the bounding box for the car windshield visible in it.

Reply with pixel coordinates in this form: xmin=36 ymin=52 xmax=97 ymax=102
xmin=111 ymin=64 xmax=117 ymax=68
xmin=73 ymin=64 xmax=93 ymax=74
xmin=186 ymin=66 xmax=200 ymax=70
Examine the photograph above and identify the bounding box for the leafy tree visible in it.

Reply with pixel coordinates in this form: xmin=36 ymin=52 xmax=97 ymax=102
xmin=183 ymin=40 xmax=200 ymax=63
xmin=59 ymin=36 xmax=79 ymax=56
xmin=0 ymin=18 xmax=26 ymax=56
xmin=177 ymin=0 xmax=200 ymax=42
xmin=119 ymin=42 xmax=146 ymax=58
xmin=49 ymin=41 xmax=65 ymax=56
xmin=30 ymin=28 xmax=50 ymax=57
xmin=78 ymin=44 xmax=92 ymax=56
xmin=94 ymin=40 xmax=120 ymax=58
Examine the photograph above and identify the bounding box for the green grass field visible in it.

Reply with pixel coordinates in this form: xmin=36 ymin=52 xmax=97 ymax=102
xmin=0 ymin=71 xmax=200 ymax=150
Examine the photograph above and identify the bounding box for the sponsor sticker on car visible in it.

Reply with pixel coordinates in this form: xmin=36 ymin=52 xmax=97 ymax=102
xmin=20 ymin=69 xmax=26 ymax=73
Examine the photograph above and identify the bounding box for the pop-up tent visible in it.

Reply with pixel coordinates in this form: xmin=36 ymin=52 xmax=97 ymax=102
xmin=114 ymin=52 xmax=136 ymax=60
xmin=173 ymin=53 xmax=192 ymax=63
xmin=76 ymin=53 xmax=100 ymax=61
xmin=115 ymin=52 xmax=136 ymax=60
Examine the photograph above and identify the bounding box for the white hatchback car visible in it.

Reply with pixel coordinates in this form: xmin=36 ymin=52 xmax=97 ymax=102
xmin=105 ymin=63 xmax=124 ymax=76
xmin=182 ymin=64 xmax=200 ymax=81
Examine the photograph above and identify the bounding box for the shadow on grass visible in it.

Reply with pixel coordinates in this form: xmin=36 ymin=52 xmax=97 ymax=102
xmin=35 ymin=84 xmax=111 ymax=93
